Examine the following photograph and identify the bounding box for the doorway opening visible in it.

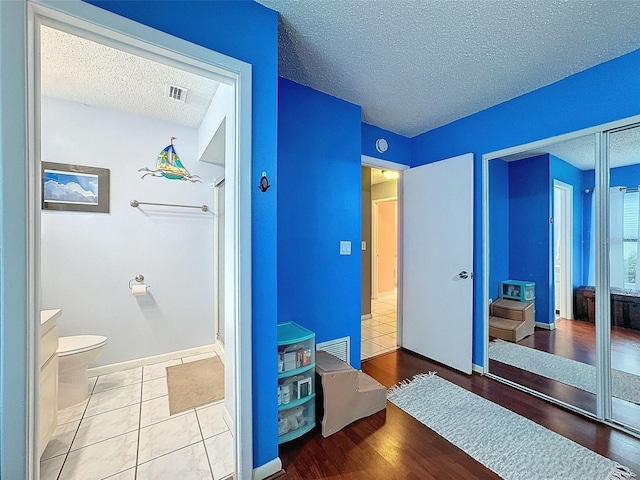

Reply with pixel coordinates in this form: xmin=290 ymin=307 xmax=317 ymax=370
xmin=24 ymin=3 xmax=253 ymax=479
xmin=373 ymin=199 xmax=398 ymax=299
xmin=553 ymin=180 xmax=573 ymax=321
xmin=38 ymin=25 xmax=233 ymax=480
xmin=361 ymin=165 xmax=401 ymax=360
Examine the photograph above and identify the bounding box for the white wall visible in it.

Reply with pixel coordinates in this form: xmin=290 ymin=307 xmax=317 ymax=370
xmin=41 ymin=96 xmax=224 ymax=366
xmin=198 ymin=83 xmax=234 ymax=166
xmin=372 ymin=179 xmax=398 ymax=200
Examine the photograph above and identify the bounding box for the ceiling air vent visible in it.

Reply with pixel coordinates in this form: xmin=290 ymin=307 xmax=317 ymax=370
xmin=165 ymin=84 xmax=187 ymax=103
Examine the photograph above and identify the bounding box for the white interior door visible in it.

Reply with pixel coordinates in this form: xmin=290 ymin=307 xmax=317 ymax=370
xmin=402 ymin=153 xmax=474 ymax=374
xmin=553 ymin=180 xmax=573 ymax=319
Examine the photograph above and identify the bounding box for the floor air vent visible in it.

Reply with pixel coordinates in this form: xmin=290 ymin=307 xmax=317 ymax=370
xmin=316 ymin=336 xmax=350 ymax=364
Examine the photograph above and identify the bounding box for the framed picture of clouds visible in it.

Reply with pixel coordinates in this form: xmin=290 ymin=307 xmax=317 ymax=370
xmin=42 ymin=162 xmax=110 ymax=213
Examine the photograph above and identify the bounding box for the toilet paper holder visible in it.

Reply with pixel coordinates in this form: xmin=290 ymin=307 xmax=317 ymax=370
xmin=129 ymin=275 xmax=150 ymax=290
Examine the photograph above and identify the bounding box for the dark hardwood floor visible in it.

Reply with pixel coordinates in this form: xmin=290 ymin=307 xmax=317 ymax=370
xmin=517 ymin=318 xmax=640 ymax=373
xmin=489 ymin=319 xmax=640 ymax=431
xmin=278 ymin=349 xmax=640 ymax=479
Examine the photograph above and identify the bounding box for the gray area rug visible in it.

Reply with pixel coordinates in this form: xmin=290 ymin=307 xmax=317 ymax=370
xmin=488 ymin=340 xmax=640 ymax=405
xmin=387 ymin=373 xmax=635 ymax=480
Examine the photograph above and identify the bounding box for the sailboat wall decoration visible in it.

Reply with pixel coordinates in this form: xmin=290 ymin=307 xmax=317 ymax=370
xmin=139 ymin=137 xmax=201 ymax=182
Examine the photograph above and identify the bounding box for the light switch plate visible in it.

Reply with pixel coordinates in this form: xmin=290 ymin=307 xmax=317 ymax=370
xmin=361 ymin=241 xmax=366 ymax=251
xmin=340 ymin=241 xmax=351 ymax=255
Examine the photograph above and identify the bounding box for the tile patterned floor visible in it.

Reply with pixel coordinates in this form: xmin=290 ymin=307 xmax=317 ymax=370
xmin=361 ymin=291 xmax=398 ymax=360
xmin=41 ymin=351 xmax=234 ymax=480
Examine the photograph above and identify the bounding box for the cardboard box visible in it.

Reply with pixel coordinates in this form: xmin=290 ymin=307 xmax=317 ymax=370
xmin=489 ymin=316 xmax=533 ymax=342
xmin=491 ymin=298 xmax=534 ymax=323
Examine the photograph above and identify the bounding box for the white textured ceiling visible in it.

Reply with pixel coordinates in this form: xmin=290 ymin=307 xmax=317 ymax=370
xmin=500 ymin=135 xmax=597 ymax=169
xmin=256 ymin=0 xmax=640 ymax=137
xmin=40 ymin=26 xmax=220 ymax=128
xmin=498 ymin=127 xmax=640 ymax=170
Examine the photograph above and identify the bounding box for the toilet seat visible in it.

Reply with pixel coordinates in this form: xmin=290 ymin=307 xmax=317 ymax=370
xmin=58 ymin=335 xmax=107 ymax=357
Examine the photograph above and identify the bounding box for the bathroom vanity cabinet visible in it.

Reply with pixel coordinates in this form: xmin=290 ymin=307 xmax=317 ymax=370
xmin=277 ymin=322 xmax=316 ymax=443
xmin=40 ymin=309 xmax=60 ymax=456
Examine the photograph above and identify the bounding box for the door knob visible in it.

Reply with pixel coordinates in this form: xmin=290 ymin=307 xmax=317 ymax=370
xmin=458 ymin=271 xmax=469 ymax=279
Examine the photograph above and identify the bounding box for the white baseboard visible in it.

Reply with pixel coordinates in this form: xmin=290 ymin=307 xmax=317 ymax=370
xmin=214 ymin=340 xmax=225 ymax=363
xmin=472 ymin=363 xmax=484 ymax=374
xmin=361 ymin=313 xmax=372 ymax=321
xmin=535 ymin=321 xmax=556 ymax=330
xmin=252 ymin=457 xmax=282 ymax=480
xmin=88 ymin=344 xmax=216 ymax=377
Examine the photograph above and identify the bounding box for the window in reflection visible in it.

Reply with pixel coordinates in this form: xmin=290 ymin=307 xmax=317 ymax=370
xmin=608 ymin=125 xmax=640 ymax=432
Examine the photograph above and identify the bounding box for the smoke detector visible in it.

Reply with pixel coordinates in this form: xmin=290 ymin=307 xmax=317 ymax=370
xmin=165 ymin=84 xmax=188 ymax=103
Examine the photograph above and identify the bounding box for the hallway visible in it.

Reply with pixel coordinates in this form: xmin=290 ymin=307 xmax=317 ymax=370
xmin=361 ymin=291 xmax=398 ymax=360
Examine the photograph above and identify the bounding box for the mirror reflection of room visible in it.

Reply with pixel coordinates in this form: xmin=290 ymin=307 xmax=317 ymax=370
xmin=487 ymin=134 xmax=597 ymax=415
xmin=607 ymin=125 xmax=640 ymax=432
xmin=488 ymin=130 xmax=640 ymax=432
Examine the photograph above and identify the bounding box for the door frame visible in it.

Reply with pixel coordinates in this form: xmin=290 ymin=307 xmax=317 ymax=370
xmin=4 ymin=1 xmax=253 ymax=478
xmin=553 ymin=180 xmax=574 ymax=320
xmin=362 ymin=155 xmax=409 ymax=341
xmin=372 ymin=197 xmax=398 ymax=298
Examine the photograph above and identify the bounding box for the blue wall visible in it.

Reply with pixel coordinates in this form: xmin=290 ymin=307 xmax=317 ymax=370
xmin=488 ymin=159 xmax=509 ymax=301
xmin=611 ymin=163 xmax=640 ymax=188
xmin=411 ymin=48 xmax=640 ymax=365
xmin=491 ymin=154 xmax=586 ymax=324
xmin=84 ymin=0 xmax=279 ymax=468
xmin=361 ymin=123 xmax=412 ymax=165
xmin=278 ymin=78 xmax=363 ymax=367
xmin=508 ymin=155 xmax=552 ymax=324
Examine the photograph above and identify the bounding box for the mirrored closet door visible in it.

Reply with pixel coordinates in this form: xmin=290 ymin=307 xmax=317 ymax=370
xmin=486 ymin=121 xmax=640 ymax=435
xmin=486 ymin=133 xmax=598 ymax=416
xmin=607 ymin=125 xmax=640 ymax=432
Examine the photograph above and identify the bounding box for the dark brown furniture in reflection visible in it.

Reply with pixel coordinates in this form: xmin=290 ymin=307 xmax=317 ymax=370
xmin=574 ymin=285 xmax=640 ymax=331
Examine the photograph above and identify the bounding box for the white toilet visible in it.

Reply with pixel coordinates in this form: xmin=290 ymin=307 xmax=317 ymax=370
xmin=57 ymin=335 xmax=107 ymax=409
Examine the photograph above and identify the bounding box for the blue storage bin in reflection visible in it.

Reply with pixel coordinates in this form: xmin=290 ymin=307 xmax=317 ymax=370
xmin=499 ymin=280 xmax=535 ymax=302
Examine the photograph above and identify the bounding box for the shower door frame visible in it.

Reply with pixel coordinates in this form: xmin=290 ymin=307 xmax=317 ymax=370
xmin=215 ymin=177 xmax=226 ymax=347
